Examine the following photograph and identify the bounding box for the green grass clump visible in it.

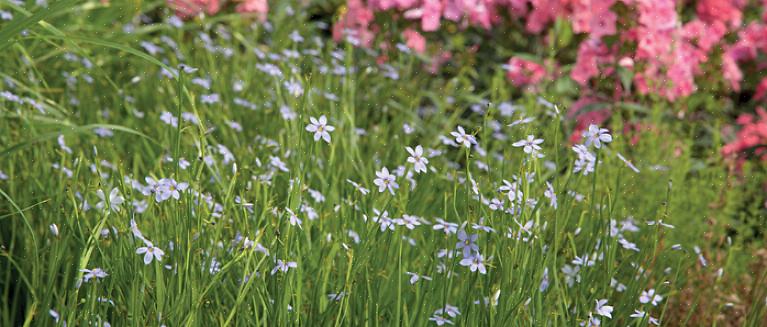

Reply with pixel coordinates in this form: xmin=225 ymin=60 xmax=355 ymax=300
xmin=0 ymin=2 xmax=765 ymax=326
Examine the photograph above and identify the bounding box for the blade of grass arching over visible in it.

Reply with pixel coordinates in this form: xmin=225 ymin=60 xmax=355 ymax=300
xmin=0 ymin=73 xmax=68 ymax=117
xmin=28 ymin=34 xmax=176 ymax=75
xmin=2 ymin=1 xmax=128 ymax=92
xmin=0 ymin=199 xmax=50 ymax=220
xmin=0 ymin=187 xmax=40 ymax=304
xmin=0 ymin=0 xmax=79 ymax=51
xmin=18 ymin=29 xmax=126 ymax=92
xmin=0 ymin=123 xmax=160 ymax=158
xmin=7 ymin=1 xmax=175 ymax=77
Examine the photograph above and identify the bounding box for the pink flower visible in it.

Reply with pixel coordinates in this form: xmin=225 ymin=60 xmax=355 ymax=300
xmin=665 ymin=60 xmax=696 ymax=100
xmin=464 ymin=0 xmax=499 ymax=30
xmin=724 ymin=23 xmax=767 ymax=65
xmin=442 ymin=0 xmax=462 ymax=21
xmin=571 ymin=0 xmax=617 ymax=39
xmin=403 ymin=28 xmax=427 ymax=54
xmin=526 ymin=0 xmax=567 ymax=33
xmin=421 ymin=0 xmax=442 ymax=31
xmin=167 ymin=0 xmax=220 ymax=19
xmin=682 ymin=20 xmax=727 ymax=52
xmin=723 ymin=107 xmax=767 ymax=167
xmin=506 ymin=57 xmax=546 ymax=87
xmin=755 ymin=78 xmax=767 ymax=101
xmin=236 ymin=0 xmax=268 ymax=21
xmin=636 ymin=0 xmax=677 ymax=31
xmin=370 ymin=0 xmax=396 ymax=10
xmin=696 ymin=0 xmax=743 ymax=29
xmin=662 ymin=40 xmax=707 ymax=100
xmin=635 ymin=27 xmax=673 ymax=60
xmin=738 ymin=23 xmax=767 ymax=57
xmin=333 ymin=0 xmax=376 ymax=47
xmin=395 ymin=0 xmax=418 ymax=9
xmin=571 ymin=38 xmax=614 ymax=86
xmin=722 ymin=50 xmax=744 ymax=91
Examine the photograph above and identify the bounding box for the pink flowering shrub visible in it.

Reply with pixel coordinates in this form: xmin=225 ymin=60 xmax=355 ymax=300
xmin=333 ymin=0 xmax=767 ymax=104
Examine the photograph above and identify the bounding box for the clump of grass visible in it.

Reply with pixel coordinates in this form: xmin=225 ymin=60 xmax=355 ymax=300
xmin=0 ymin=2 xmax=765 ymax=326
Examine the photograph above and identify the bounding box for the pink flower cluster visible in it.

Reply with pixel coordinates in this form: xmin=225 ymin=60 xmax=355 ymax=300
xmin=167 ymin=0 xmax=268 ymax=20
xmin=628 ymin=0 xmax=709 ymax=101
xmin=506 ymin=57 xmax=545 ymax=87
xmin=723 ymin=107 xmax=767 ymax=167
xmin=335 ymin=0 xmax=767 ymax=103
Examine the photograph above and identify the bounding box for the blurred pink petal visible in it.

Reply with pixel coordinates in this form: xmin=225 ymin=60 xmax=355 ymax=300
xmin=236 ymin=0 xmax=269 ymax=21
xmin=167 ymin=0 xmax=220 ymax=19
xmin=403 ymin=28 xmax=426 ymax=54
